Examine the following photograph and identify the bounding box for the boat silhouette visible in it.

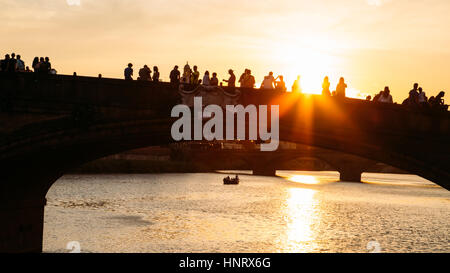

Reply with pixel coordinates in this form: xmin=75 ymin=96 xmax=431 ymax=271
xmin=223 ymin=175 xmax=239 ymax=185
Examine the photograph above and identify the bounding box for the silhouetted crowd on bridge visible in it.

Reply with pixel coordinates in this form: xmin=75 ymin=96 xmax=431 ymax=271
xmin=130 ymin=61 xmax=445 ymax=111
xmin=366 ymin=83 xmax=447 ymax=110
xmin=0 ymin=52 xmax=447 ymax=112
xmin=0 ymin=52 xmax=56 ymax=75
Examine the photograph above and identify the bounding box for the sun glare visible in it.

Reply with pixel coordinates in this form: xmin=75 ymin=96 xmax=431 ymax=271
xmin=272 ymin=44 xmax=337 ymax=94
xmin=269 ymin=42 xmax=369 ymax=99
xmin=288 ymin=175 xmax=320 ymax=185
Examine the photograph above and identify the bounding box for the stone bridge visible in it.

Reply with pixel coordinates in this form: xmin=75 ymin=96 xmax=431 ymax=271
xmin=0 ymin=72 xmax=449 ymax=252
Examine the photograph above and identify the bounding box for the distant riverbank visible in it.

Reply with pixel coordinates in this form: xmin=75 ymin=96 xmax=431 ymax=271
xmin=71 ymin=158 xmax=408 ymax=174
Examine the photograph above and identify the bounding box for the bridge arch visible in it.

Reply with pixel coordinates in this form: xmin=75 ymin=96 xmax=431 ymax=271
xmin=0 ymin=73 xmax=448 ymax=253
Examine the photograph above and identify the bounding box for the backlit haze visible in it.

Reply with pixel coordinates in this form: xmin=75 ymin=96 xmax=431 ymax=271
xmin=2 ymin=0 xmax=450 ymax=101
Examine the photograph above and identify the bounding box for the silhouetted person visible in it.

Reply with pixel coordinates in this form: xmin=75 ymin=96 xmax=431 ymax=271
xmin=322 ymin=76 xmax=331 ymax=96
xmin=8 ymin=53 xmax=17 ymax=72
xmin=366 ymin=95 xmax=372 ymax=101
xmin=432 ymin=91 xmax=445 ymax=108
xmin=0 ymin=54 xmax=10 ymax=72
xmin=409 ymin=83 xmax=419 ymax=105
xmin=152 ymin=66 xmax=160 ymax=82
xmin=170 ymin=65 xmax=180 ymax=84
xmin=202 ymin=71 xmax=210 ymax=86
xmin=37 ymin=57 xmax=48 ymax=74
xmin=261 ymin=72 xmax=275 ymax=89
xmin=210 ymin=72 xmax=219 ymax=86
xmin=25 ymin=66 xmax=32 ymax=72
xmin=98 ymin=74 xmax=102 ymax=78
xmin=223 ymin=69 xmax=236 ymax=88
xmin=124 ymin=63 xmax=133 ymax=80
xmin=16 ymin=55 xmax=25 ymax=71
xmin=418 ymin=87 xmax=428 ymax=107
xmin=275 ymin=75 xmax=286 ymax=91
xmin=373 ymin=91 xmax=383 ymax=102
xmin=247 ymin=70 xmax=255 ymax=88
xmin=37 ymin=56 xmax=51 ymax=74
xmin=32 ymin=57 xmax=39 ymax=72
xmin=44 ymin=57 xmax=51 ymax=72
xmin=239 ymin=69 xmax=249 ymax=87
xmin=138 ymin=65 xmax=151 ymax=81
xmin=292 ymin=75 xmax=301 ymax=92
xmin=191 ymin=65 xmax=200 ymax=85
xmin=336 ymin=77 xmax=347 ymax=98
xmin=378 ymin=86 xmax=393 ymax=103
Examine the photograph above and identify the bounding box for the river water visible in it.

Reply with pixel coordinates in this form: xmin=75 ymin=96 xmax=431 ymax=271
xmin=43 ymin=171 xmax=449 ymax=253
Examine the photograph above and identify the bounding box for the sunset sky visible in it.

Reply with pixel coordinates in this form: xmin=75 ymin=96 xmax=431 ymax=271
xmin=1 ymin=0 xmax=450 ymax=101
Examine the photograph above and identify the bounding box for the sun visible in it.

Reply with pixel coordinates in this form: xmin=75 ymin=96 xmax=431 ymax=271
xmin=268 ymin=42 xmax=370 ymax=99
xmin=272 ymin=44 xmax=338 ymax=94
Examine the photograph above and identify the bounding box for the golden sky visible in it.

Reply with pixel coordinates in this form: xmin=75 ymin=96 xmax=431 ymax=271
xmin=1 ymin=0 xmax=450 ymax=101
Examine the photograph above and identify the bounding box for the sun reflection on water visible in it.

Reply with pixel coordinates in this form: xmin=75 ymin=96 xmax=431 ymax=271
xmin=280 ymin=187 xmax=319 ymax=253
xmin=288 ymin=175 xmax=320 ymax=185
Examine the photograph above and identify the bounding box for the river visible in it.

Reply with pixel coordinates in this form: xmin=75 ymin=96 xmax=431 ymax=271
xmin=43 ymin=171 xmax=449 ymax=253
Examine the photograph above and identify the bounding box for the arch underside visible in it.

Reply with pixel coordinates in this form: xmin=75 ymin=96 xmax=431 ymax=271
xmin=0 ymin=117 xmax=448 ymax=194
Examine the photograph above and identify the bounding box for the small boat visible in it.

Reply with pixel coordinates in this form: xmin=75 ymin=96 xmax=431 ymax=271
xmin=223 ymin=175 xmax=239 ymax=185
